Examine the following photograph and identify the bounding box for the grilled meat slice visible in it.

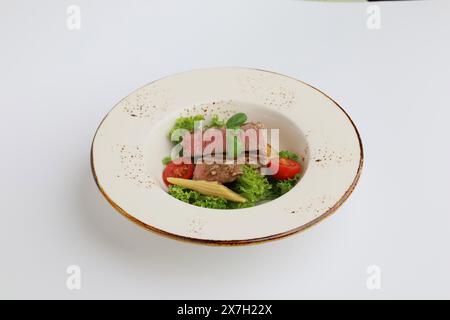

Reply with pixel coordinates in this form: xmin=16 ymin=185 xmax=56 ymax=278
xmin=193 ymin=163 xmax=243 ymax=183
xmin=181 ymin=122 xmax=267 ymax=157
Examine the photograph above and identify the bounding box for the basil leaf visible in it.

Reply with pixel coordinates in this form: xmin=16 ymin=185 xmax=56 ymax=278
xmin=226 ymin=113 xmax=247 ymax=129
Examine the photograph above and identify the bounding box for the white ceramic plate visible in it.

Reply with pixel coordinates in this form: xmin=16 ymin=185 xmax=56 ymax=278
xmin=91 ymin=67 xmax=363 ymax=245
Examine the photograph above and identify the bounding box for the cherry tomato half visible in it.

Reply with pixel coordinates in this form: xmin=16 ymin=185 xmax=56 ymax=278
xmin=271 ymin=158 xmax=302 ymax=180
xmin=162 ymin=160 xmax=194 ymax=186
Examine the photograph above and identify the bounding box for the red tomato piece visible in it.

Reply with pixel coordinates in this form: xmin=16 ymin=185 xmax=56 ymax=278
xmin=271 ymin=158 xmax=301 ymax=180
xmin=162 ymin=160 xmax=194 ymax=186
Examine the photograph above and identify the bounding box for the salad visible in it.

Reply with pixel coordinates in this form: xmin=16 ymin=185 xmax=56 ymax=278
xmin=162 ymin=112 xmax=302 ymax=209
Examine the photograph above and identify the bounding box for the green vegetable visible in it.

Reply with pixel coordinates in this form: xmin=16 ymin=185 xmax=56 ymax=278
xmin=226 ymin=112 xmax=247 ymax=129
xmin=230 ymin=165 xmax=272 ymax=204
xmin=272 ymin=174 xmax=301 ymax=196
xmin=168 ymin=185 xmax=200 ymax=203
xmin=162 ymin=156 xmax=172 ymax=165
xmin=226 ymin=131 xmax=243 ymax=159
xmin=278 ymin=150 xmax=300 ymax=162
xmin=168 ymin=185 xmax=228 ymax=209
xmin=208 ymin=115 xmax=225 ymax=128
xmin=193 ymin=196 xmax=228 ymax=209
xmin=168 ymin=115 xmax=205 ymax=141
xmin=226 ymin=200 xmax=255 ymax=209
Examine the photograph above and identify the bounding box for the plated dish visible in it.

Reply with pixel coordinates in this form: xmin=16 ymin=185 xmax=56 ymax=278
xmin=91 ymin=67 xmax=363 ymax=245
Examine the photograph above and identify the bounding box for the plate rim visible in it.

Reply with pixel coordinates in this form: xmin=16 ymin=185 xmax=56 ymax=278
xmin=90 ymin=67 xmax=364 ymax=246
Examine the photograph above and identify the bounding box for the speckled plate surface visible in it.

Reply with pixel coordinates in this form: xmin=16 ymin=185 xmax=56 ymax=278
xmin=91 ymin=67 xmax=363 ymax=245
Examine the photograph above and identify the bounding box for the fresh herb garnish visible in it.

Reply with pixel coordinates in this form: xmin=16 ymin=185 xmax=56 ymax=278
xmin=226 ymin=112 xmax=247 ymax=129
xmin=208 ymin=115 xmax=225 ymax=128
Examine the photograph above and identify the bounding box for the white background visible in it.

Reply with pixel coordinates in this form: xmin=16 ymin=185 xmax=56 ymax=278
xmin=1 ymin=0 xmax=450 ymax=299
